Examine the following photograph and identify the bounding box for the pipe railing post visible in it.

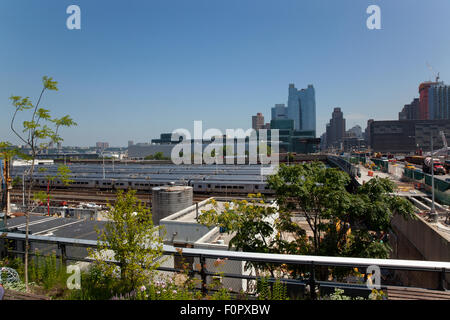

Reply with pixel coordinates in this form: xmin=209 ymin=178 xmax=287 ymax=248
xmin=59 ymin=243 xmax=67 ymax=266
xmin=200 ymin=255 xmax=207 ymax=295
xmin=439 ymin=268 xmax=447 ymax=291
xmin=309 ymin=262 xmax=317 ymax=300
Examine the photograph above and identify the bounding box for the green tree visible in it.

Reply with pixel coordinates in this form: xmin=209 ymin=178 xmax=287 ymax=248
xmin=145 ymin=152 xmax=166 ymax=160
xmin=153 ymin=152 xmax=165 ymax=160
xmin=198 ymin=196 xmax=310 ymax=277
xmin=1 ymin=76 xmax=77 ymax=290
xmin=268 ymin=162 xmax=415 ymax=258
xmin=199 ymin=162 xmax=415 ymax=280
xmin=88 ymin=190 xmax=165 ymax=295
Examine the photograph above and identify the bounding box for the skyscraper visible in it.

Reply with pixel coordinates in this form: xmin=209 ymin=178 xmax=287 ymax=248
xmin=287 ymin=84 xmax=316 ymax=136
xmin=419 ymin=81 xmax=439 ymax=119
xmin=325 ymin=108 xmax=346 ymax=149
xmin=428 ymin=83 xmax=450 ymax=120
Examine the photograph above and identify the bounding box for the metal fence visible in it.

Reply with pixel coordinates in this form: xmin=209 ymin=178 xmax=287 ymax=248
xmin=1 ymin=231 xmax=449 ymax=299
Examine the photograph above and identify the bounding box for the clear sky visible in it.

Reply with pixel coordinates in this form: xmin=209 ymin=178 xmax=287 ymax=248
xmin=1 ymin=0 xmax=450 ymax=147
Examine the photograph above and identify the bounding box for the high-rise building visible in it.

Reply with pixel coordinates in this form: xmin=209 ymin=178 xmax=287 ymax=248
xmin=271 ymin=104 xmax=288 ymax=120
xmin=287 ymin=84 xmax=316 ymax=136
xmin=399 ymin=98 xmax=420 ymax=120
xmin=252 ymin=113 xmax=265 ymax=130
xmin=419 ymin=81 xmax=440 ymax=119
xmin=418 ymin=80 xmax=450 ymax=120
xmin=428 ymin=83 xmax=450 ymax=120
xmin=325 ymin=108 xmax=346 ymax=149
xmin=128 ymin=140 xmax=134 ymax=147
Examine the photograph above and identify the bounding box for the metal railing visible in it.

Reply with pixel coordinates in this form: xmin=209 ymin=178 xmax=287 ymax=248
xmin=1 ymin=231 xmax=449 ymax=299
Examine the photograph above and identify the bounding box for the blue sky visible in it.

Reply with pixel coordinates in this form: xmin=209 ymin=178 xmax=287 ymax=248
xmin=1 ymin=0 xmax=450 ymax=147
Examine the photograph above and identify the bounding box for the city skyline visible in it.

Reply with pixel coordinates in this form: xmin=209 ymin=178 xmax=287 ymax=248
xmin=1 ymin=0 xmax=450 ymax=147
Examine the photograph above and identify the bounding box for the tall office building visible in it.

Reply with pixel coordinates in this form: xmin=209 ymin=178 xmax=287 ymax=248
xmin=325 ymin=108 xmax=346 ymax=149
xmin=428 ymin=83 xmax=450 ymax=120
xmin=252 ymin=113 xmax=265 ymax=130
xmin=271 ymin=104 xmax=288 ymax=120
xmin=287 ymin=84 xmax=316 ymax=136
xmin=419 ymin=81 xmax=439 ymax=119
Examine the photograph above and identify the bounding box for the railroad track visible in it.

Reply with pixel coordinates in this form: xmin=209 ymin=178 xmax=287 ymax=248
xmin=9 ymin=189 xmax=212 ymax=206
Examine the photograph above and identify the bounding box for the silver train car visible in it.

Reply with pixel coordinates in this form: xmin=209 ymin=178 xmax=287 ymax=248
xmin=31 ymin=177 xmax=274 ymax=195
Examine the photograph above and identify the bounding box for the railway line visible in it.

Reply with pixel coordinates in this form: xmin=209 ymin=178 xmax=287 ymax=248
xmin=9 ymin=188 xmax=224 ymax=207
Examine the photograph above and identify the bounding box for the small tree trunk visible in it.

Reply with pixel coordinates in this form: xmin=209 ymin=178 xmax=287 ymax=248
xmin=24 ymin=151 xmax=36 ymax=292
xmin=25 ymin=212 xmax=29 ymax=291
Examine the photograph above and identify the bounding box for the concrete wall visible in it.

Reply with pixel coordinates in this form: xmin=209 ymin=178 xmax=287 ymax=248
xmin=194 ymin=228 xmax=249 ymax=293
xmin=159 ymin=199 xmax=213 ymax=244
xmin=390 ymin=213 xmax=450 ymax=289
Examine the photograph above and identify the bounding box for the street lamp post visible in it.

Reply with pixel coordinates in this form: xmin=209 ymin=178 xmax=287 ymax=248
xmin=429 ymin=135 xmax=438 ymax=222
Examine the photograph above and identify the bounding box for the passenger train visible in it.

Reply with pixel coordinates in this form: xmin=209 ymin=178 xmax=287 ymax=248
xmin=30 ymin=177 xmax=273 ymax=195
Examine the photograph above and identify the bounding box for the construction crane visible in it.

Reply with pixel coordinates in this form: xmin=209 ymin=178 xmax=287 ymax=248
xmin=426 ymin=62 xmax=440 ymax=82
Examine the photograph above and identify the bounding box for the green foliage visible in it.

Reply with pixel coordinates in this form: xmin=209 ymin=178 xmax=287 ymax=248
xmin=267 ymin=163 xmax=415 ymax=259
xmin=28 ymin=251 xmax=68 ymax=290
xmin=88 ymin=190 xmax=165 ymax=295
xmin=11 ymin=176 xmax=22 ymax=187
xmin=256 ymin=277 xmax=288 ymax=300
xmin=197 ymin=196 xmax=305 ymax=275
xmin=0 ymin=141 xmax=31 ymax=160
xmin=68 ymin=263 xmax=118 ymax=300
xmin=210 ymin=287 xmax=232 ymax=300
xmin=4 ymin=76 xmax=77 ymax=159
xmin=145 ymin=152 xmax=169 ymax=160
xmin=368 ymin=289 xmax=387 ymax=300
xmin=199 ymin=162 xmax=416 ymax=281
xmin=1 ymin=252 xmax=69 ymax=296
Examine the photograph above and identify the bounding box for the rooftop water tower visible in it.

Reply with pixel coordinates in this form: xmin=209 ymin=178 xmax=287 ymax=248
xmin=151 ymin=185 xmax=193 ymax=225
